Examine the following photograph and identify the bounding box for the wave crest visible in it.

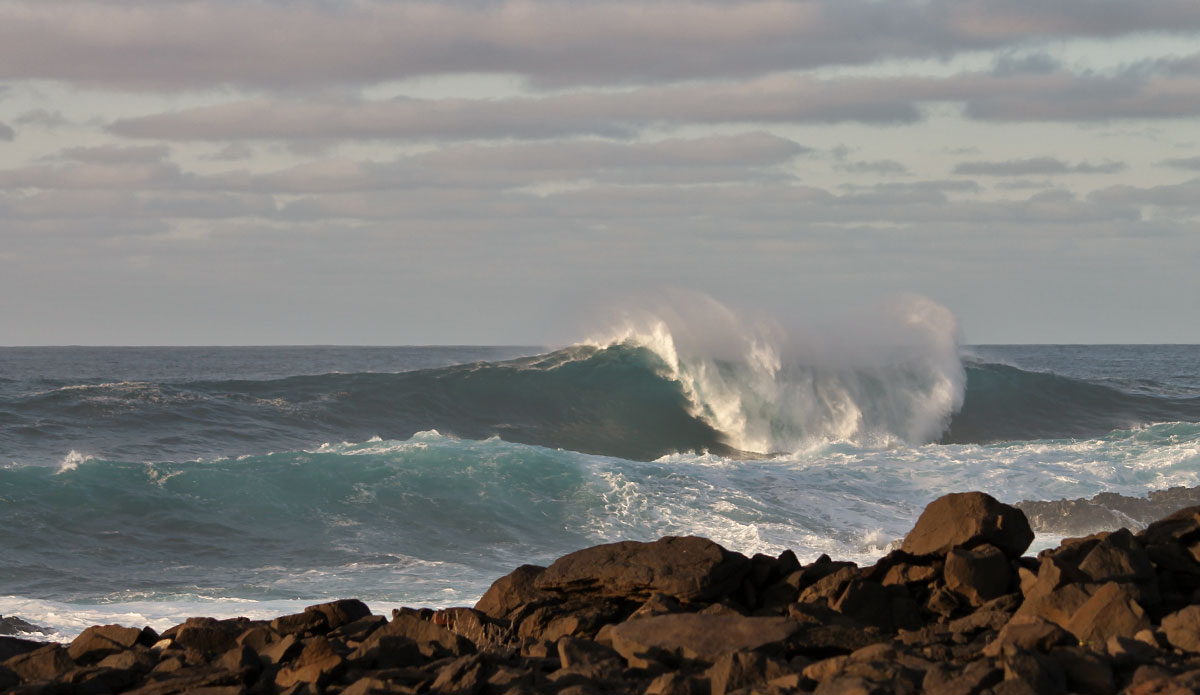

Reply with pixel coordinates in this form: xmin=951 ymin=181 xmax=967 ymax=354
xmin=584 ymin=292 xmax=965 ymax=452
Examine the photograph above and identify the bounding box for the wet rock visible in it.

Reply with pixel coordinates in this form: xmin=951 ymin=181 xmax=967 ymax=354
xmin=605 ymin=613 xmax=799 ymax=665
xmin=0 ymin=616 xmax=47 ymax=637
xmin=902 ymin=492 xmax=1034 ymax=558
xmin=535 ymin=536 xmax=750 ymax=602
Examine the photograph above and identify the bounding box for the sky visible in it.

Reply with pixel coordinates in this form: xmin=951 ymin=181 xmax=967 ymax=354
xmin=1 ymin=1 xmax=1199 ymax=346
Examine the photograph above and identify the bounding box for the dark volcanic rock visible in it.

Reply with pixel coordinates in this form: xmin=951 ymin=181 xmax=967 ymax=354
xmin=535 ymin=536 xmax=750 ymax=602
xmin=475 ymin=564 xmax=552 ymax=621
xmin=68 ymin=623 xmax=144 ymax=662
xmin=0 ymin=616 xmax=47 ymax=637
xmin=944 ymin=543 xmax=1013 ymax=605
xmin=604 ymin=613 xmax=799 ymax=664
xmin=902 ymin=491 xmax=1034 ymax=558
xmin=1018 ymin=487 xmax=1200 ymax=536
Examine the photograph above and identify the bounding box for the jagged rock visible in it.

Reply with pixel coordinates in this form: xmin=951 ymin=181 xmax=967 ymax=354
xmin=329 ymin=614 xmax=388 ymax=643
xmin=1065 ymin=582 xmax=1151 ymax=647
xmin=430 ymin=653 xmax=487 ymax=695
xmin=68 ymin=623 xmax=144 ymax=662
xmin=705 ymin=650 xmax=790 ymax=695
xmin=983 ymin=615 xmax=1075 ymax=657
xmin=96 ymin=647 xmax=155 ymax=672
xmin=271 ymin=610 xmax=330 ymax=636
xmin=604 ymin=613 xmax=799 ymax=665
xmin=789 ymin=624 xmax=884 ymax=658
xmin=475 ymin=565 xmax=552 ymax=621
xmin=830 ymin=578 xmax=893 ymax=630
xmin=380 ymin=611 xmax=476 ymax=658
xmin=645 ymin=671 xmax=706 ymax=695
xmin=305 ymin=598 xmax=372 ymax=630
xmin=1049 ymin=646 xmax=1116 ymax=695
xmin=348 ymin=634 xmax=423 ymax=670
xmin=922 ymin=659 xmax=1003 ymax=695
xmin=215 ymin=644 xmax=260 ymax=682
xmin=122 ymin=665 xmax=245 ymax=694
xmin=797 ymin=566 xmax=857 ymax=605
xmin=1001 ymin=645 xmax=1068 ymax=695
xmin=274 ymin=635 xmax=345 ymax=688
xmin=1078 ymin=528 xmax=1155 ymax=583
xmin=1160 ymin=605 xmax=1200 ymax=653
xmin=434 ymin=607 xmax=506 ymax=647
xmin=902 ymin=492 xmax=1034 ymax=558
xmin=535 ymin=536 xmax=750 ymax=602
xmin=2 ymin=643 xmax=74 ymax=683
xmin=259 ymin=633 xmax=304 ymax=664
xmin=944 ymin=544 xmax=1012 ymax=605
xmin=167 ymin=618 xmax=245 ymax=656
xmin=0 ymin=636 xmax=43 ymax=662
xmin=1016 ymin=583 xmax=1094 ymax=626
xmin=557 ymin=636 xmax=622 ymax=668
xmin=0 ymin=616 xmax=47 ymax=637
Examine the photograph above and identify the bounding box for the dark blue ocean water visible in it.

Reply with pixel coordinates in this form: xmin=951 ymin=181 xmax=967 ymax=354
xmin=1 ymin=341 xmax=1198 ymax=638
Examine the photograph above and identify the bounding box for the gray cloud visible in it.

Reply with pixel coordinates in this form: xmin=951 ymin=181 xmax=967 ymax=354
xmin=954 ymin=157 xmax=1127 ymax=176
xmin=14 ymin=109 xmax=70 ymax=129
xmin=833 ymin=159 xmax=911 ymax=176
xmin=1159 ymin=156 xmax=1200 ymax=171
xmin=107 ymin=65 xmax=1200 ymax=144
xmin=6 ymin=1 xmax=1200 ymax=90
xmin=55 ymin=144 xmax=171 ymax=163
xmin=1090 ymin=178 xmax=1200 ymax=207
xmin=0 ymin=121 xmax=13 ymax=141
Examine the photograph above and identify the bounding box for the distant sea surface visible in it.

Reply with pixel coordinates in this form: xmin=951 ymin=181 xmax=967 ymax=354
xmin=3 ymin=335 xmax=1199 ymax=639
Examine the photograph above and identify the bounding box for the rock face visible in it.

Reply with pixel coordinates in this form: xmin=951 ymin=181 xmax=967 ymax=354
xmin=902 ymin=491 xmax=1034 ymax=558
xmin=10 ymin=491 xmax=1200 ymax=695
xmin=534 ymin=536 xmax=750 ymax=602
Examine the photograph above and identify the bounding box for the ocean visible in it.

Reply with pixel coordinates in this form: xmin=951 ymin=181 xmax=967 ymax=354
xmin=3 ymin=308 xmax=1200 ymax=640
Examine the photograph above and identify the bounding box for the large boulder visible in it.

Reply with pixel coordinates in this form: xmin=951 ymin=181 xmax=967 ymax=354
xmin=604 ymin=614 xmax=800 ymax=664
xmin=535 ymin=536 xmax=750 ymax=603
xmin=902 ymin=492 xmax=1034 ymax=558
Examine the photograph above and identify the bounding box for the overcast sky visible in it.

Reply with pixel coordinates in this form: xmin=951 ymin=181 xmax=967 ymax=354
xmin=1 ymin=0 xmax=1198 ymax=345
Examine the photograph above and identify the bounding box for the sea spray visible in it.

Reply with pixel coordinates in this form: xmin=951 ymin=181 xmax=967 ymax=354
xmin=585 ymin=292 xmax=966 ymax=453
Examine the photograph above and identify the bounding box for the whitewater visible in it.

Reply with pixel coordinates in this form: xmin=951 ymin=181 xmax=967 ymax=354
xmin=2 ymin=297 xmax=1199 ymax=640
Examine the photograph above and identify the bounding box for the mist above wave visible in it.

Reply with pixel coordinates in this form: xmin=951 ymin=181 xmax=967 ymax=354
xmin=583 ymin=291 xmax=966 ymax=453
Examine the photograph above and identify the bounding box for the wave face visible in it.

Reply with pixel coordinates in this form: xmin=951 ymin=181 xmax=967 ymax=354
xmin=943 ymin=359 xmax=1200 ymax=444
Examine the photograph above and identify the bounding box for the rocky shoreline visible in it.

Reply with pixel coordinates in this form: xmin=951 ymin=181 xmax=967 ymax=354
xmin=6 ymin=491 xmax=1200 ymax=694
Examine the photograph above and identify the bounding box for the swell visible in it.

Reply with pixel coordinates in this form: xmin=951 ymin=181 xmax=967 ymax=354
xmin=1 ymin=345 xmax=730 ymax=463
xmin=5 ymin=345 xmax=1200 ymax=465
xmin=942 ymin=361 xmax=1200 ymax=444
